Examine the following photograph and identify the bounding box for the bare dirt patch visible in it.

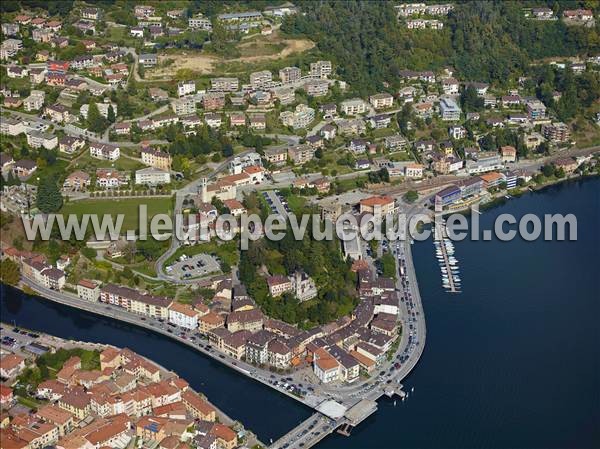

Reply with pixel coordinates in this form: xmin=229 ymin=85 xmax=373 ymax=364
xmin=146 ymin=32 xmax=315 ymax=78
xmin=236 ymin=34 xmax=315 ymax=62
xmin=149 ymin=52 xmax=219 ymax=78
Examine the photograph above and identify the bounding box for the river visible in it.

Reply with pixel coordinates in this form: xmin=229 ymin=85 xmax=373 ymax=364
xmin=1 ymin=178 xmax=599 ymax=448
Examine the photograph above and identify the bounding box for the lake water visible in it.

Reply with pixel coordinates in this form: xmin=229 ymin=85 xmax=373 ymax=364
xmin=2 ymin=177 xmax=599 ymax=448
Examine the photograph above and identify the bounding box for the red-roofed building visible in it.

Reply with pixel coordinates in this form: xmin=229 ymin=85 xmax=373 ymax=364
xmin=0 ymin=385 xmax=14 ymax=407
xmin=359 ymin=195 xmax=396 ymax=216
xmin=0 ymin=354 xmax=26 ymax=378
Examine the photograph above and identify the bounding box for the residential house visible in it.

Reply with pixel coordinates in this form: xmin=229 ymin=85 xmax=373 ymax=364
xmin=26 ymin=131 xmax=57 ymax=150
xmin=90 ymin=143 xmax=120 ymax=161
xmin=63 ymin=170 xmax=91 ymax=191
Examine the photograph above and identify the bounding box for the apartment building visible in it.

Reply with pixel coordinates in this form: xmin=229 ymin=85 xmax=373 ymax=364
xmin=287 ymin=144 xmax=316 ymax=165
xmin=77 ymin=279 xmax=100 ymax=302
xmin=279 ymin=66 xmax=301 ymax=83
xmin=341 ymin=98 xmax=368 ymax=115
xmin=304 ymin=79 xmax=329 ymax=97
xmin=177 ymin=80 xmax=196 ymax=97
xmin=26 ymin=131 xmax=58 ymax=150
xmin=202 ymin=92 xmax=226 ymax=110
xmin=369 ymin=93 xmax=393 ymax=109
xmin=270 ymin=85 xmax=296 ymax=105
xmin=168 ymin=302 xmax=199 ymax=330
xmin=171 ymin=97 xmax=196 ymax=115
xmin=141 ymin=147 xmax=171 ymax=170
xmin=526 ymin=99 xmax=547 ymax=120
xmin=24 ymin=90 xmax=45 ymax=111
xmin=189 ymin=14 xmax=212 ymax=30
xmin=135 ymin=167 xmax=171 ymax=186
xmin=280 ymin=104 xmax=315 ymax=129
xmin=439 ymin=96 xmax=461 ymax=121
xmin=263 ymin=147 xmax=288 ymax=165
xmin=250 ymin=70 xmax=273 ymax=89
xmin=210 ymin=77 xmax=239 ymax=92
xmin=309 ymin=60 xmax=332 ymax=79
xmin=542 ymin=122 xmax=571 ymax=142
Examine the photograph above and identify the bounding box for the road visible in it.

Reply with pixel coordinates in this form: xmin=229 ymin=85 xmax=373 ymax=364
xmin=19 ymin=276 xmax=329 ymax=410
xmin=16 ymin=202 xmax=430 ymax=449
xmin=373 ymin=145 xmax=600 ymax=196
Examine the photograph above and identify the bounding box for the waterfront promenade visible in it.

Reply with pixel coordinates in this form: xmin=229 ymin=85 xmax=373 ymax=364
xmin=14 ymin=217 xmax=427 ymax=449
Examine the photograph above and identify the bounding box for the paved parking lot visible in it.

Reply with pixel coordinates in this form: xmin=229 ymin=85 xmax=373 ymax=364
xmin=166 ymin=254 xmax=220 ymax=280
xmin=263 ymin=190 xmax=291 ymax=218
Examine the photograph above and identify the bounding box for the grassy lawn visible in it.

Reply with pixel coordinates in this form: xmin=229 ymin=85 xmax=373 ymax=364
xmin=61 ymin=197 xmax=173 ymax=232
xmin=17 ymin=395 xmax=41 ymax=409
xmin=335 ymin=175 xmax=369 ymax=192
xmin=370 ymin=127 xmax=398 ymax=139
xmin=70 ymin=152 xmax=144 ymax=172
xmin=284 ymin=194 xmax=306 ymax=214
xmin=99 ymin=26 xmax=140 ymax=47
xmin=33 ymin=160 xmax=70 ymax=184
xmin=16 ymin=348 xmax=101 ymax=390
xmin=388 ymin=151 xmax=415 ymax=162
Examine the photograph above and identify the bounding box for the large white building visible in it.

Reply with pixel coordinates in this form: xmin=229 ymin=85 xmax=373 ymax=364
xmin=77 ymin=279 xmax=100 ymax=302
xmin=341 ymin=98 xmax=368 ymax=115
xmin=279 ymin=66 xmax=301 ymax=83
xmin=177 ymin=80 xmax=196 ymax=97
xmin=135 ymin=167 xmax=171 ymax=186
xmin=168 ymin=302 xmax=199 ymax=330
xmin=250 ymin=70 xmax=273 ymax=89
xmin=439 ymin=96 xmax=461 ymax=121
xmin=171 ymin=97 xmax=196 ymax=116
xmin=188 ymin=14 xmax=212 ymax=30
xmin=280 ymin=104 xmax=315 ymax=129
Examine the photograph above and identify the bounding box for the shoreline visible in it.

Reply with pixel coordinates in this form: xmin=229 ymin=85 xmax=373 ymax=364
xmin=436 ymin=172 xmax=599 ymax=217
xmin=0 ymin=320 xmax=265 ymax=448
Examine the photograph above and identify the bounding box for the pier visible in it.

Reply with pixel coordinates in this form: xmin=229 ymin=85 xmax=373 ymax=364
xmin=434 ymin=222 xmax=461 ymax=293
xmin=15 ymin=221 xmax=427 ymax=449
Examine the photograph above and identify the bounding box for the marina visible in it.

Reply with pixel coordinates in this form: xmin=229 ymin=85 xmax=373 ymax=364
xmin=434 ymin=220 xmax=461 ymax=293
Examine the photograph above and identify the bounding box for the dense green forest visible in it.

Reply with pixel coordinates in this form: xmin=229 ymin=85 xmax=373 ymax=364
xmin=282 ymin=1 xmax=600 ymax=94
xmin=239 ymin=209 xmax=358 ymax=327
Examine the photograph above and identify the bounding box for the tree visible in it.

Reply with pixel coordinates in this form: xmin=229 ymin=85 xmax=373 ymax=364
xmin=542 ymin=164 xmax=555 ymax=178
xmin=87 ymin=103 xmax=108 ymax=133
xmin=0 ymin=259 xmax=20 ymax=285
xmin=479 ymin=133 xmax=496 ymax=152
xmin=47 ymin=239 xmax=61 ymax=264
xmin=36 ymin=176 xmax=63 ymax=213
xmin=211 ymin=196 xmax=228 ymax=215
xmin=380 ymin=253 xmax=397 ymax=280
xmin=221 ymin=143 xmax=233 ymax=158
xmin=107 ymin=105 xmax=116 ymax=124
xmin=403 ymin=190 xmax=418 ymax=203
xmin=460 ymin=85 xmax=484 ymax=112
